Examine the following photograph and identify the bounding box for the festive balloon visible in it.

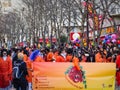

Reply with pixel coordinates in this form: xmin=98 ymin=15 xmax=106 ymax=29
xmin=105 ymin=35 xmax=109 ymax=40
xmin=78 ymin=40 xmax=81 ymax=43
xmin=103 ymin=39 xmax=106 ymax=44
xmin=77 ymin=40 xmax=80 ymax=43
xmin=73 ymin=40 xmax=76 ymax=44
xmin=112 ymin=39 xmax=116 ymax=43
xmin=111 ymin=34 xmax=117 ymax=39
xmin=108 ymin=35 xmax=111 ymax=39
xmin=107 ymin=39 xmax=110 ymax=44
xmin=117 ymin=40 xmax=120 ymax=44
xmin=76 ymin=38 xmax=79 ymax=42
xmin=76 ymin=39 xmax=81 ymax=43
xmin=118 ymin=45 xmax=120 ymax=48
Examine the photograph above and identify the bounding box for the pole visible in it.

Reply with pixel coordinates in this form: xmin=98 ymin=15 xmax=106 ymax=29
xmin=86 ymin=0 xmax=89 ymax=48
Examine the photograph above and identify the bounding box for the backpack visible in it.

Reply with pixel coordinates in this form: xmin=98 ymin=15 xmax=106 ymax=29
xmin=13 ymin=61 xmax=24 ymax=79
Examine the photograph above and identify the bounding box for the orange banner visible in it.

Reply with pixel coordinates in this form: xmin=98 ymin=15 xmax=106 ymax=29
xmin=32 ymin=62 xmax=116 ymax=90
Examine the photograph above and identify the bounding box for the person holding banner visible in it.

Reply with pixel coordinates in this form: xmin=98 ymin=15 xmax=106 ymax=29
xmin=47 ymin=49 xmax=54 ymax=62
xmin=23 ymin=50 xmax=32 ymax=90
xmin=66 ymin=48 xmax=81 ymax=70
xmin=34 ymin=55 xmax=45 ymax=62
xmin=72 ymin=55 xmax=81 ymax=70
xmin=66 ymin=48 xmax=73 ymax=62
xmin=52 ymin=49 xmax=59 ymax=62
xmin=95 ymin=50 xmax=104 ymax=62
xmin=30 ymin=49 xmax=45 ymax=62
xmin=56 ymin=49 xmax=66 ymax=62
xmin=81 ymin=54 xmax=87 ymax=62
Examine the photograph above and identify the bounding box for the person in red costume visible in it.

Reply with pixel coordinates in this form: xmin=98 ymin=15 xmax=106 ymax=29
xmin=0 ymin=49 xmax=12 ymax=90
xmin=116 ymin=50 xmax=120 ymax=89
xmin=56 ymin=49 xmax=66 ymax=62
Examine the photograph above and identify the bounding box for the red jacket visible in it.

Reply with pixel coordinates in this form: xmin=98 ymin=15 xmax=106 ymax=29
xmin=56 ymin=55 xmax=65 ymax=62
xmin=0 ymin=56 xmax=12 ymax=88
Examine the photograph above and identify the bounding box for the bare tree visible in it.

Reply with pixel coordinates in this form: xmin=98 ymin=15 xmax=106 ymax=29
xmin=87 ymin=0 xmax=120 ymax=45
xmin=19 ymin=0 xmax=120 ymax=47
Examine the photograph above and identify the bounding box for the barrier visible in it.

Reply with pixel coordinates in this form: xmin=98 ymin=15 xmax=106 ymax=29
xmin=32 ymin=62 xmax=116 ymax=90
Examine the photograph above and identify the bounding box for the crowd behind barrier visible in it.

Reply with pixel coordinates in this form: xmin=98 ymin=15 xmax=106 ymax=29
xmin=0 ymin=42 xmax=120 ymax=90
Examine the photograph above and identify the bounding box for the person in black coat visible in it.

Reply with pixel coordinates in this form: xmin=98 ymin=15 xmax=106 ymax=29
xmin=12 ymin=52 xmax=28 ymax=90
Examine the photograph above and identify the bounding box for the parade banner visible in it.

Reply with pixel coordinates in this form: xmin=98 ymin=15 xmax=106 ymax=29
xmin=32 ymin=62 xmax=116 ymax=90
